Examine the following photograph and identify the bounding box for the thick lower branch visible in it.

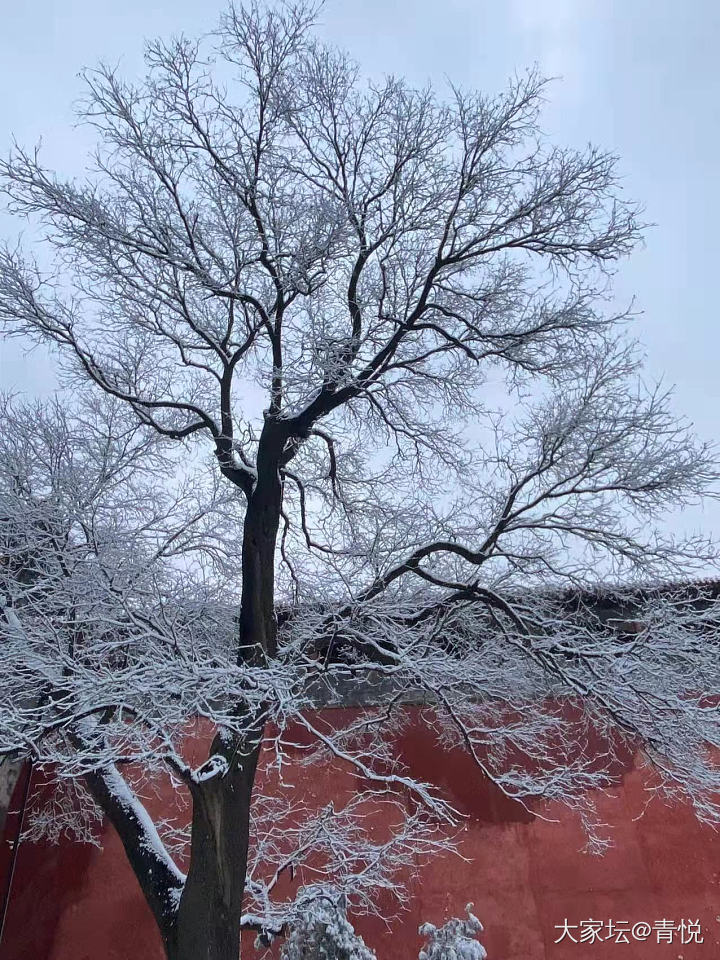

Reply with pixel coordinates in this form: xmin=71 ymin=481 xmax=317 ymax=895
xmin=83 ymin=763 xmax=185 ymax=943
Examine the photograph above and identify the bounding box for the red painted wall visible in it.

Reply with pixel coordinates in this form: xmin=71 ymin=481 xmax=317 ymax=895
xmin=2 ymin=709 xmax=720 ymax=959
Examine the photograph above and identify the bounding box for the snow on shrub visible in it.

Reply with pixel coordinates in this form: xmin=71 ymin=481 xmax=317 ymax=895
xmin=418 ymin=904 xmax=487 ymax=960
xmin=279 ymin=894 xmax=377 ymax=960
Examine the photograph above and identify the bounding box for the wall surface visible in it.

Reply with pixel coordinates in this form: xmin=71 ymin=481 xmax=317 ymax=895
xmin=1 ymin=711 xmax=719 ymax=960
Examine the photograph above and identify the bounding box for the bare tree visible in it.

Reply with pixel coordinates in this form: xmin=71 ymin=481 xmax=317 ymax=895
xmin=1 ymin=3 xmax=719 ymax=959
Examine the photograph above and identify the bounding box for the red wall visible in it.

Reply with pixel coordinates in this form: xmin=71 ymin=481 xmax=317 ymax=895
xmin=2 ymin=710 xmax=720 ymax=959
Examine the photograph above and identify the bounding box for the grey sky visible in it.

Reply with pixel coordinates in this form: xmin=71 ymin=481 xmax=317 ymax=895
xmin=1 ymin=0 xmax=719 ymax=542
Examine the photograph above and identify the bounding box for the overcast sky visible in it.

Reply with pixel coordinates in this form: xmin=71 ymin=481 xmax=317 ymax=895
xmin=1 ymin=0 xmax=719 ymax=543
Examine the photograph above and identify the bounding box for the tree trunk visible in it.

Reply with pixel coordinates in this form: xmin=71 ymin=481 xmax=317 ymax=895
xmin=237 ymin=424 xmax=284 ymax=668
xmin=167 ymin=425 xmax=285 ymax=959
xmin=94 ymin=426 xmax=287 ymax=960
xmin=166 ymin=730 xmax=262 ymax=960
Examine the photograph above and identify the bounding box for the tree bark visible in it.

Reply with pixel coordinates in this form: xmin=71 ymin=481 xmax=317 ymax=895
xmin=166 ymin=730 xmax=262 ymax=960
